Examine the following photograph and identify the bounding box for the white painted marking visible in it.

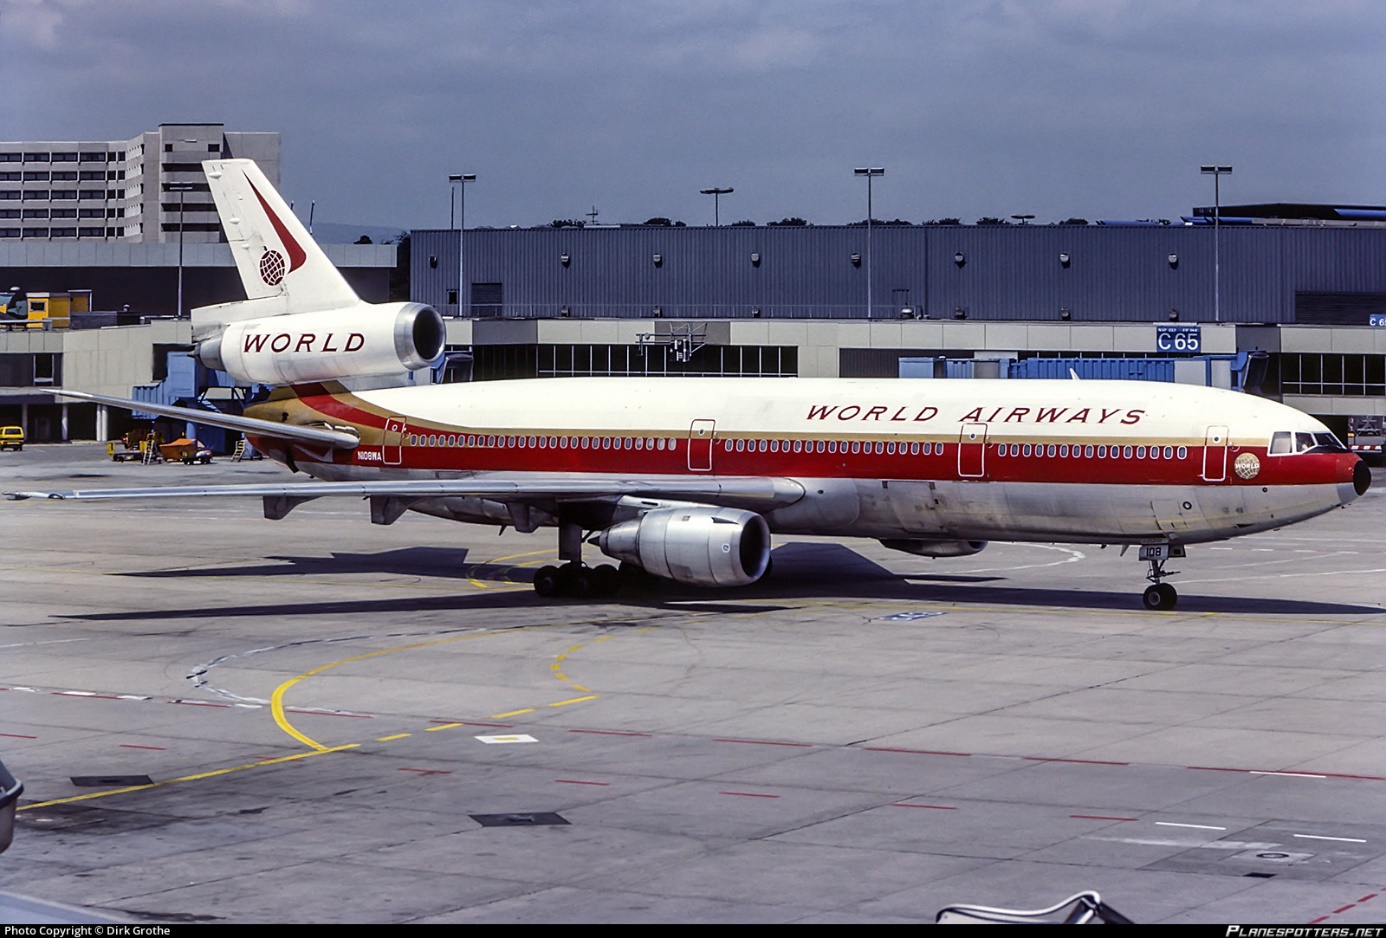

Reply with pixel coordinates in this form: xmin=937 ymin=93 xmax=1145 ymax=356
xmin=1181 ymin=566 xmax=1386 ymax=587
xmin=1088 ymin=836 xmax=1282 ymax=850
xmin=959 ymin=544 xmax=1087 ymax=574
xmin=1250 ymin=771 xmax=1327 ymax=779
xmin=476 ymin=734 xmax=537 ymax=745
xmin=0 ymin=638 xmax=88 ymax=650
xmin=1156 ymin=822 xmax=1227 ymax=831
xmin=1293 ymin=833 xmax=1367 ymax=843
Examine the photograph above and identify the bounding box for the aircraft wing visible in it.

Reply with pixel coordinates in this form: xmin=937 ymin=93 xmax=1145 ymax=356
xmin=54 ymin=390 xmax=360 ymax=450
xmin=6 ymin=474 xmax=805 ymax=510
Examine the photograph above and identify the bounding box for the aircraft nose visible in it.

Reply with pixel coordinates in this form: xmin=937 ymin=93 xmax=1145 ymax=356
xmin=1338 ymin=456 xmax=1371 ymax=505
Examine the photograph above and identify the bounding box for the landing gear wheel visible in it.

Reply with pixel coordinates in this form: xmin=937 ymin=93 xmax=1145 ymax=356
xmin=533 ymin=565 xmax=561 ymax=597
xmin=592 ymin=564 xmax=621 ymax=596
xmin=562 ymin=564 xmax=593 ymax=599
xmin=1142 ymin=582 xmax=1178 ymax=610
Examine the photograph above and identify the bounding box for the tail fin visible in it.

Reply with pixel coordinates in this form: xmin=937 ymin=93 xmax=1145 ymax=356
xmin=202 ymin=159 xmax=359 ymax=313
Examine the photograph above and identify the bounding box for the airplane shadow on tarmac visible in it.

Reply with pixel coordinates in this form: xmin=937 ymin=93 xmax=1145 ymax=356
xmin=58 ymin=540 xmax=1382 ymax=622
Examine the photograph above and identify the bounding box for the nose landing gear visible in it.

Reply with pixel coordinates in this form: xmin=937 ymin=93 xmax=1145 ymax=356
xmin=1139 ymin=543 xmax=1185 ymax=610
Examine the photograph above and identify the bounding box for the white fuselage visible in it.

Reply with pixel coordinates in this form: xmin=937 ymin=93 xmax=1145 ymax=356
xmin=257 ymin=377 xmax=1365 ymax=547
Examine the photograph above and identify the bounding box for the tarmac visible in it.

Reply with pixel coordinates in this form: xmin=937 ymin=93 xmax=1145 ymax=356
xmin=1 ymin=443 xmax=1384 ymax=924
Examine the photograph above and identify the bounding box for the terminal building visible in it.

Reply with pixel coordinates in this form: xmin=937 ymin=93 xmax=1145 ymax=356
xmin=0 ymin=137 xmax=1382 ymax=450
xmin=406 ymin=217 xmax=1386 ymax=441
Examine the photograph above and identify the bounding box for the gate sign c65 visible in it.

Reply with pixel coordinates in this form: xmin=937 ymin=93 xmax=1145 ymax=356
xmin=1156 ymin=325 xmax=1201 ymax=353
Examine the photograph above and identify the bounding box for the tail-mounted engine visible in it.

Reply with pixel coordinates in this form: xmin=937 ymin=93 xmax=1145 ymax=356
xmin=597 ymin=506 xmax=771 ymax=587
xmin=196 ymin=302 xmax=445 ymax=386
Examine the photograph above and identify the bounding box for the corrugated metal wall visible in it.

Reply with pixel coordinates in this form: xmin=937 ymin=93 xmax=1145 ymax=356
xmin=412 ymin=225 xmax=1386 ymax=325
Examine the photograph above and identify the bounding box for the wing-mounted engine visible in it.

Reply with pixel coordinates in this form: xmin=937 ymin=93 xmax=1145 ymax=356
xmin=196 ymin=302 xmax=445 ymax=386
xmin=597 ymin=506 xmax=770 ymax=587
xmin=880 ymin=538 xmax=988 ymax=558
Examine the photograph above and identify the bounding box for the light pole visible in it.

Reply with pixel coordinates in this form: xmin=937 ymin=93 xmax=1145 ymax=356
xmin=854 ymin=167 xmax=884 ymax=317
xmin=699 ymin=187 xmax=733 ymax=226
xmin=1200 ymin=164 xmax=1232 ymax=323
xmin=166 ymin=182 xmax=197 ymax=318
xmin=449 ymin=173 xmax=476 ymax=316
xmin=448 ymin=173 xmax=476 ymax=230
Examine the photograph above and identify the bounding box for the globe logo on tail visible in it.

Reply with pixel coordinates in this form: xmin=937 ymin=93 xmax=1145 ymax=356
xmin=259 ymin=249 xmax=287 ymax=286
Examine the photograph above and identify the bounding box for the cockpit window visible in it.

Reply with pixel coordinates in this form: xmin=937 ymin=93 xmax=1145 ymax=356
xmin=1270 ymin=430 xmax=1348 ymax=455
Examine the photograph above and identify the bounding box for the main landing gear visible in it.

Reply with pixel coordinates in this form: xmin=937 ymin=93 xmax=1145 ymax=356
xmin=532 ymin=519 xmax=620 ymax=599
xmin=1139 ymin=543 xmax=1185 ymax=610
xmin=533 ymin=561 xmax=620 ymax=598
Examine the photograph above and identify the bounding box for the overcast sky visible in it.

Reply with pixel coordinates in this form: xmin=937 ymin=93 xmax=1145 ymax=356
xmin=4 ymin=0 xmax=1383 ymax=232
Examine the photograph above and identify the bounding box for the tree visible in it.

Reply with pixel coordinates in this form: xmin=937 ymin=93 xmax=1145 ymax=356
xmin=1060 ymin=217 xmax=1089 ymax=226
xmin=976 ymin=216 xmax=1008 ymax=225
xmin=925 ymin=218 xmax=962 ymax=226
xmin=644 ymin=217 xmax=673 ymax=226
xmin=767 ymin=216 xmax=808 ymax=226
xmin=550 ymin=219 xmax=585 ymax=228
xmin=355 ymin=234 xmax=373 ymax=244
xmin=730 ymin=219 xmax=756 ymax=227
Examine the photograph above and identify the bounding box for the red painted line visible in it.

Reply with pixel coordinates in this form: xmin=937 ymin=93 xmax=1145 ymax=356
xmin=1186 ymin=765 xmax=1250 ymax=773
xmin=1333 ymin=905 xmax=1356 ymax=914
xmin=568 ymin=729 xmax=653 ymax=737
xmin=891 ymin=802 xmax=956 ymax=810
xmin=119 ymin=744 xmax=166 ymax=751
xmin=1023 ymin=757 xmax=1130 ymax=766
xmin=284 ymin=709 xmax=372 ymax=718
xmin=864 ymin=746 xmax=972 ymax=757
xmin=398 ymin=767 xmax=451 ymax=775
xmin=1314 ymin=771 xmax=1386 ymax=782
xmin=1071 ymin=814 xmax=1138 ymax=821
xmin=454 ymin=721 xmax=513 ymax=728
xmin=0 ymin=733 xmax=37 ymax=739
xmin=1307 ymin=916 xmax=1329 ymax=925
xmin=169 ymin=700 xmax=232 ymax=708
xmin=555 ymin=779 xmax=610 ymax=786
xmin=719 ymin=791 xmax=780 ymax=798
xmin=1358 ymin=894 xmax=1377 ymax=903
xmin=713 ymin=737 xmax=813 ymax=748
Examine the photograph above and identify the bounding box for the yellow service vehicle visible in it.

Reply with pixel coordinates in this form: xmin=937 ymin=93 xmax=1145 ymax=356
xmin=0 ymin=426 xmax=24 ymax=451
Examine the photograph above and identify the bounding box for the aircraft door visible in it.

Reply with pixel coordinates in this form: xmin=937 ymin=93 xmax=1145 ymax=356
xmin=1202 ymin=425 xmax=1228 ymax=482
xmin=383 ymin=416 xmax=406 ymax=466
xmin=688 ymin=419 xmax=715 ymax=472
xmin=958 ymin=423 xmax=987 ymax=478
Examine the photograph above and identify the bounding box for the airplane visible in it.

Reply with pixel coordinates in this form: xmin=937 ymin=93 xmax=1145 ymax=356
xmin=7 ymin=160 xmax=1371 ymax=610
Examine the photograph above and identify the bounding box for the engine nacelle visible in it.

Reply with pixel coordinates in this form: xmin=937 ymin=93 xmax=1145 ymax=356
xmin=879 ymin=538 xmax=989 ymax=558
xmin=197 ymin=302 xmax=445 ymax=386
xmin=597 ymin=507 xmax=770 ymax=588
